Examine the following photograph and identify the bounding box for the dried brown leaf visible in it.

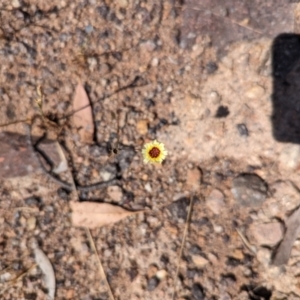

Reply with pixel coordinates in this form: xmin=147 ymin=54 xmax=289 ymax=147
xmin=71 ymin=202 xmax=141 ymax=228
xmin=273 ymin=206 xmax=300 ymax=266
xmin=72 ymin=82 xmax=94 ymax=144
xmin=34 ymin=247 xmax=56 ymax=300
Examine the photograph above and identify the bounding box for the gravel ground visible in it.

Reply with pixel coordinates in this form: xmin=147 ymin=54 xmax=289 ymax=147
xmin=1 ymin=1 xmax=300 ymax=299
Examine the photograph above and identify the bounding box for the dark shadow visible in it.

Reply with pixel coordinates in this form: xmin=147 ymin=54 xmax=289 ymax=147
xmin=272 ymin=33 xmax=300 ymax=143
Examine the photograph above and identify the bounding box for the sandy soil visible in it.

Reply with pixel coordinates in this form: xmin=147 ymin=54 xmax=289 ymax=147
xmin=1 ymin=1 xmax=300 ymax=299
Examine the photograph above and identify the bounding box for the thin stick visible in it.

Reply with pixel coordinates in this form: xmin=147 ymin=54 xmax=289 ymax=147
xmin=11 ymin=264 xmax=37 ymax=283
xmin=86 ymin=229 xmax=115 ymax=300
xmin=236 ymin=228 xmax=257 ymax=254
xmin=171 ymin=195 xmax=194 ymax=300
xmin=0 ymin=264 xmax=37 ymax=296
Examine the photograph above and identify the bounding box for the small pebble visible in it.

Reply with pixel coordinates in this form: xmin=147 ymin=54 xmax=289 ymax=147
xmin=156 ymin=269 xmax=167 ymax=280
xmin=147 ymin=276 xmax=159 ymax=291
xmin=213 ymin=224 xmax=223 ymax=233
xmin=85 ymin=25 xmax=94 ymax=34
xmin=279 ymin=144 xmax=300 ymax=170
xmin=27 ymin=217 xmax=36 ymax=230
xmin=12 ymin=0 xmax=21 ymax=8
xmin=117 ymin=0 xmax=128 ymax=8
xmin=256 ymin=248 xmax=271 ymax=266
xmin=100 ymin=170 xmax=113 ymax=181
xmin=206 ymin=189 xmax=225 ymax=215
xmin=237 ymin=123 xmax=249 ymax=137
xmin=167 ymin=198 xmax=189 ymax=220
xmin=25 ymin=197 xmax=40 ymax=206
xmin=192 ymin=255 xmax=209 ymax=268
xmin=140 ymin=40 xmax=156 ymax=52
xmin=136 ymin=119 xmax=148 ymax=135
xmin=209 ymin=91 xmax=220 ymax=104
xmin=215 ymin=105 xmax=229 ymax=118
xmin=151 ymin=57 xmax=159 ymax=67
xmin=144 ymin=183 xmax=152 ymax=192
xmin=191 ymin=283 xmax=205 ymax=300
xmin=87 ymin=57 xmax=97 ymax=71
xmin=206 ymin=61 xmax=218 ymax=74
xmin=250 ymin=222 xmax=283 ymax=246
xmin=231 ymin=174 xmax=267 ymax=207
xmin=245 ymin=85 xmax=265 ymax=99
xmin=99 ymin=63 xmax=111 ymax=75
xmin=107 ymin=186 xmax=123 ymax=202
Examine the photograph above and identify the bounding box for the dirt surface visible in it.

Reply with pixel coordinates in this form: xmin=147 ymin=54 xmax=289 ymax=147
xmin=1 ymin=1 xmax=300 ymax=299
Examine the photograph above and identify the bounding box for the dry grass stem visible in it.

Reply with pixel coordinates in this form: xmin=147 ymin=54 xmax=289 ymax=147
xmin=86 ymin=228 xmax=115 ymax=300
xmin=171 ymin=195 xmax=194 ymax=300
xmin=236 ymin=228 xmax=257 ymax=255
xmin=0 ymin=264 xmax=37 ymax=296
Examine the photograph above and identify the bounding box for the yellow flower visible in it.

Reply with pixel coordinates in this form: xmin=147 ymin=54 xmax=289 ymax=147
xmin=142 ymin=140 xmax=168 ymax=164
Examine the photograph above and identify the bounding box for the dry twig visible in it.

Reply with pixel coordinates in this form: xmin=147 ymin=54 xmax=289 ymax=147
xmin=171 ymin=195 xmax=194 ymax=300
xmin=86 ymin=229 xmax=115 ymax=300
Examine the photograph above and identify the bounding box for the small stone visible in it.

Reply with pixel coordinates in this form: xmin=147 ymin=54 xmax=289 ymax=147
xmin=12 ymin=0 xmax=21 ymax=8
xmin=19 ymin=216 xmax=26 ymax=226
xmin=208 ymin=91 xmax=220 ymax=104
xmin=237 ymin=123 xmax=249 ymax=137
xmin=99 ymin=63 xmax=111 ymax=75
xmin=25 ymin=197 xmax=41 ymax=206
xmin=27 ymin=217 xmax=36 ymax=230
xmin=215 ymin=105 xmax=229 ymax=118
xmin=231 ymin=174 xmax=267 ymax=207
xmin=191 ymin=283 xmax=205 ymax=300
xmin=147 ymin=276 xmax=159 ymax=291
xmin=186 ymin=168 xmax=201 ymax=190
xmin=245 ymin=85 xmax=265 ymax=99
xmin=145 ymin=183 xmax=152 ymax=192
xmin=189 ymin=244 xmax=202 ymax=255
xmin=100 ymin=170 xmax=113 ymax=181
xmin=151 ymin=57 xmax=159 ymax=67
xmin=107 ymin=185 xmax=123 ymax=201
xmin=100 ymin=79 xmax=108 ymax=87
xmin=206 ymin=61 xmax=218 ymax=74
xmin=117 ymin=146 xmax=135 ymax=172
xmin=136 ymin=119 xmax=148 ymax=135
xmin=118 ymin=0 xmax=128 ymax=7
xmin=279 ymin=144 xmax=300 ymax=169
xmin=0 ymin=272 xmax=12 ymax=282
xmin=271 ymin=181 xmax=300 ymax=211
xmin=147 ymin=265 xmax=158 ymax=278
xmin=66 ymin=289 xmax=75 ymax=299
xmin=192 ymin=255 xmax=209 ymax=268
xmin=167 ymin=198 xmax=189 ymax=220
xmin=250 ymin=222 xmax=283 ymax=246
xmin=85 ymin=25 xmax=94 ymax=34
xmin=140 ymin=40 xmax=156 ymax=52
xmin=207 ymin=253 xmax=218 ymax=265
xmin=230 ymin=249 xmax=244 ymax=261
xmin=87 ymin=57 xmax=97 ymax=71
xmin=213 ymin=224 xmax=223 ymax=233
xmin=166 ymin=86 xmax=173 ymax=93
xmin=156 ymin=269 xmax=167 ymax=280
xmin=206 ymin=189 xmax=225 ymax=214
xmin=256 ymin=248 xmax=271 ymax=266
xmin=147 ymin=216 xmax=159 ymax=227
xmin=142 ymin=174 xmax=148 ymax=181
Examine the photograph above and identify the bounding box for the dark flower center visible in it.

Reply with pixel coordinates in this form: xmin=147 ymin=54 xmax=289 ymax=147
xmin=149 ymin=147 xmax=160 ymax=158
